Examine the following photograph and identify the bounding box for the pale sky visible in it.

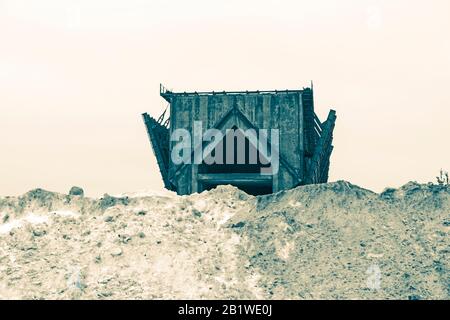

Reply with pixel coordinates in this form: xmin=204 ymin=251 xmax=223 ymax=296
xmin=0 ymin=0 xmax=449 ymax=196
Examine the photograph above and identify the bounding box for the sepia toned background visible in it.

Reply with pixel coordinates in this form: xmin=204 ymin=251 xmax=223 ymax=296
xmin=0 ymin=0 xmax=449 ymax=196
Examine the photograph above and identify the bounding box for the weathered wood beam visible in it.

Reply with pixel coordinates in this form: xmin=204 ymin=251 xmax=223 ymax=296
xmin=306 ymin=110 xmax=336 ymax=184
xmin=197 ymin=173 xmax=272 ymax=186
xmin=142 ymin=113 xmax=173 ymax=190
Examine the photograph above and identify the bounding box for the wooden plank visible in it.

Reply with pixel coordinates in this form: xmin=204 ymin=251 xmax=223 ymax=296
xmin=197 ymin=173 xmax=272 ymax=185
xmin=161 ymin=89 xmax=305 ymax=96
xmin=298 ymin=92 xmax=305 ymax=181
xmin=280 ymin=93 xmax=300 ymax=174
xmin=256 ymin=95 xmax=264 ymax=128
xmin=262 ymin=95 xmax=271 ymax=129
xmin=302 ymin=89 xmax=315 ymax=156
xmin=306 ymin=110 xmax=336 ymax=184
xmin=142 ymin=113 xmax=172 ymax=190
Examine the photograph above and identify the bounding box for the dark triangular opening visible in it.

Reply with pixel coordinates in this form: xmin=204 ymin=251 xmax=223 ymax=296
xmin=198 ymin=126 xmax=273 ymax=195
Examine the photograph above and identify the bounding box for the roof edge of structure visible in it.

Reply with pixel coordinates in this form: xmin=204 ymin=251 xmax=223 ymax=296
xmin=159 ymin=84 xmax=312 ymax=102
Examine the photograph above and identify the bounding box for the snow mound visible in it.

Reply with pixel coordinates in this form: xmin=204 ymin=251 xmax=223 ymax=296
xmin=0 ymin=182 xmax=448 ymax=300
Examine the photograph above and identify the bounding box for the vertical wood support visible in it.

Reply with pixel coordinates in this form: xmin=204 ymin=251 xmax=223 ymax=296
xmin=191 ymin=164 xmax=198 ymax=193
xmin=298 ymin=92 xmax=305 ymax=183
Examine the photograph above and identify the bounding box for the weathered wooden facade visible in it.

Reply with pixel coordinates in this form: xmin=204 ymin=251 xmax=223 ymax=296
xmin=143 ymin=85 xmax=336 ymax=195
